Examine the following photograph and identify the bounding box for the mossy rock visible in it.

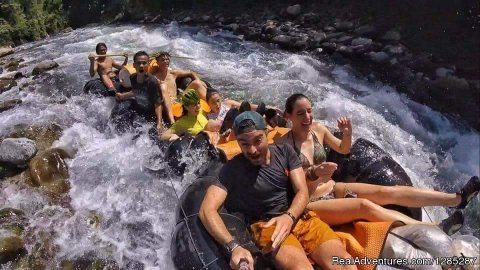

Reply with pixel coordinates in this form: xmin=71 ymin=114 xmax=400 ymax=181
xmin=6 ymin=60 xmax=19 ymax=71
xmin=28 ymin=148 xmax=70 ymax=198
xmin=0 ymin=79 xmax=17 ymax=93
xmin=0 ymin=236 xmax=26 ymax=264
xmin=5 ymin=124 xmax=63 ymax=153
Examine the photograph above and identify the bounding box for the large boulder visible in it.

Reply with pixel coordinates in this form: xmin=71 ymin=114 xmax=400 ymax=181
xmin=31 ymin=60 xmax=59 ymax=76
xmin=0 ymin=99 xmax=22 ymax=113
xmin=0 ymin=138 xmax=38 ymax=166
xmin=29 ymin=148 xmax=70 ymax=198
xmin=0 ymin=236 xmax=25 ymax=264
xmin=0 ymin=46 xmax=14 ymax=58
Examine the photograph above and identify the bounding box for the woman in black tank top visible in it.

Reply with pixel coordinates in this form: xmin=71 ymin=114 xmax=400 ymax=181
xmin=276 ymin=93 xmax=479 ymax=232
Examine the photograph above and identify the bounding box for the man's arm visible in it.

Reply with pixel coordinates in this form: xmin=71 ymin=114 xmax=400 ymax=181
xmin=171 ymin=69 xmax=200 ymax=81
xmin=286 ymin=167 xmax=310 ymax=219
xmin=154 ymin=102 xmax=163 ymax=131
xmin=159 ymin=83 xmax=175 ymax=124
xmin=199 ymin=185 xmax=232 ymax=244
xmin=199 ymin=185 xmax=255 ymax=269
xmin=88 ymin=55 xmax=97 ymax=77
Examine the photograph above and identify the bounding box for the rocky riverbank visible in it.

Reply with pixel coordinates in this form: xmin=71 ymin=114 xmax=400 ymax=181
xmin=108 ymin=0 xmax=479 ymax=131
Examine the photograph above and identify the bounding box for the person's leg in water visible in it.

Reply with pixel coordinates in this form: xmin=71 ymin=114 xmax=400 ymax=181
xmin=334 ymin=176 xmax=480 ymax=208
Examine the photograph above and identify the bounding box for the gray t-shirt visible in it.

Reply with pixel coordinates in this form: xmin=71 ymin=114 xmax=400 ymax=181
xmin=215 ymin=144 xmax=302 ymax=224
xmin=130 ymin=74 xmax=163 ymax=114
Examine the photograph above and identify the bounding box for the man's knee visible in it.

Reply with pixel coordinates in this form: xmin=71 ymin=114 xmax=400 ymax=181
xmin=272 ymin=245 xmax=312 ymax=270
xmin=310 ymin=239 xmax=353 ymax=270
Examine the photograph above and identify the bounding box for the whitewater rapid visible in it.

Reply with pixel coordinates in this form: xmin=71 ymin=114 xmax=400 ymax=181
xmin=0 ymin=23 xmax=478 ymax=269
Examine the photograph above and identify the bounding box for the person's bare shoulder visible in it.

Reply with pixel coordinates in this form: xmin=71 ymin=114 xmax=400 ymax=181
xmin=311 ymin=122 xmax=328 ymax=135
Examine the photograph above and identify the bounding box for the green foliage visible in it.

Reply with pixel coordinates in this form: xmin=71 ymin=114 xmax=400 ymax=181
xmin=0 ymin=0 xmax=67 ymax=46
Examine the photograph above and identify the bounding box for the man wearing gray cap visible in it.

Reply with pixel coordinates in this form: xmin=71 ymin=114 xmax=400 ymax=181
xmin=199 ymin=111 xmax=356 ymax=270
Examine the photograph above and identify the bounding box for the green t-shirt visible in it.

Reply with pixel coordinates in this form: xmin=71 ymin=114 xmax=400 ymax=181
xmin=169 ymin=110 xmax=208 ymax=136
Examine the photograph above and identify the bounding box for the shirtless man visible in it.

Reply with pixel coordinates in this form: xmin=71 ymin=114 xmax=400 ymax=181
xmin=88 ymin=43 xmax=128 ymax=92
xmin=151 ymin=52 xmax=208 ymax=122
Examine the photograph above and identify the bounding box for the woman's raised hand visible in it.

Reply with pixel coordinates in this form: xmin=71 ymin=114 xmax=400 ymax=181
xmin=337 ymin=117 xmax=352 ymax=135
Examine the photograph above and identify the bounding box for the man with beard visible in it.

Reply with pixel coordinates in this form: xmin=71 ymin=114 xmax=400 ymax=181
xmin=115 ymin=51 xmax=168 ymax=135
xmin=199 ymin=111 xmax=356 ymax=270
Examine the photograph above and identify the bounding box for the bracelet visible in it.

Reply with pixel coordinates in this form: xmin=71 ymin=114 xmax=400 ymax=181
xmin=306 ymin=166 xmax=318 ymax=181
xmin=284 ymin=211 xmax=297 ymax=223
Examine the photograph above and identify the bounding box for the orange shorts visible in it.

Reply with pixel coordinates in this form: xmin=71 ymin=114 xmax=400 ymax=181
xmin=250 ymin=211 xmax=339 ymax=255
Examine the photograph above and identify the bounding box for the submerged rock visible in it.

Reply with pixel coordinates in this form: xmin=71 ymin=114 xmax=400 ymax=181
xmin=31 ymin=60 xmax=59 ymax=76
xmin=0 ymin=99 xmax=22 ymax=113
xmin=0 ymin=138 xmax=38 ymax=166
xmin=12 ymin=254 xmax=46 ymax=270
xmin=0 ymin=71 xmax=23 ymax=80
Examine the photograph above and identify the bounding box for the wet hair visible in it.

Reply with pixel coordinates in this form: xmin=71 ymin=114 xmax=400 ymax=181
xmin=206 ymin=89 xmax=220 ymax=102
xmin=155 ymin=51 xmax=171 ymax=60
xmin=133 ymin=51 xmax=149 ymax=62
xmin=285 ymin=93 xmax=309 ymax=114
xmin=95 ymin=43 xmax=107 ymax=54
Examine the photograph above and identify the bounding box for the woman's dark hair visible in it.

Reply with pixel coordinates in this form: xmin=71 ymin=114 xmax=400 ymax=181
xmin=206 ymin=89 xmax=220 ymax=102
xmin=95 ymin=43 xmax=107 ymax=54
xmin=285 ymin=93 xmax=309 ymax=114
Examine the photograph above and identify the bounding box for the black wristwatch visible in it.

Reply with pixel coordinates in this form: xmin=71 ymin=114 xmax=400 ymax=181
xmin=224 ymin=239 xmax=241 ymax=256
